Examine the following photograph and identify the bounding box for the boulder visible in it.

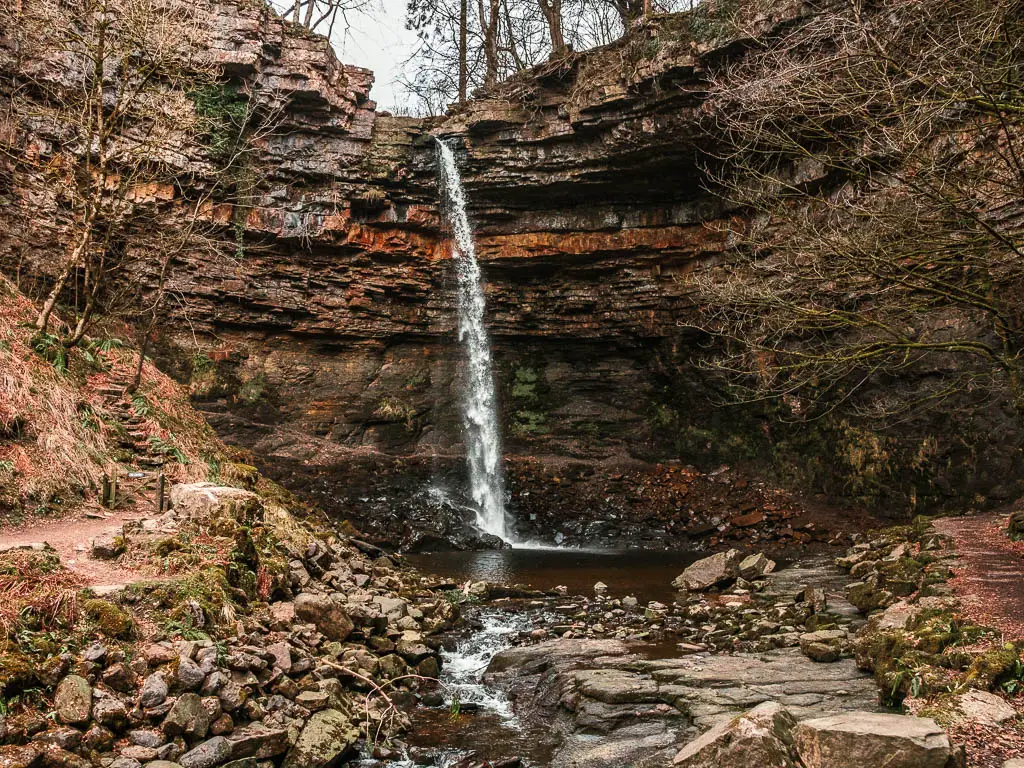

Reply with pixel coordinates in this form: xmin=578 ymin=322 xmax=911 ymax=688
xmin=176 ymin=657 xmax=206 ymax=691
xmin=371 ymin=596 xmax=407 ymax=621
xmin=91 ymin=532 xmax=124 ymax=560
xmin=794 ymin=712 xmax=950 ymax=768
xmin=798 ymin=630 xmax=848 ymax=663
xmin=55 ymin=676 xmax=92 ymax=725
xmin=140 ymin=673 xmax=169 ymax=708
xmin=673 ymin=550 xmax=742 ymax=591
xmin=168 ymin=484 xmax=262 ymax=524
xmin=164 ymin=694 xmax=211 ymax=740
xmin=954 ymin=690 xmax=1016 ymax=726
xmin=178 ymin=737 xmax=231 ymax=768
xmin=282 ymin=709 xmax=359 ymax=768
xmin=92 ymin=696 xmax=128 ymax=729
xmin=0 ymin=746 xmax=42 ymax=768
xmin=293 ymin=594 xmax=353 ymax=641
xmin=673 ymin=702 xmax=797 ymax=767
xmin=225 ymin=724 xmax=289 ymax=759
xmin=1003 ymin=761 xmax=1024 ymax=768
xmin=738 ymin=553 xmax=776 ymax=580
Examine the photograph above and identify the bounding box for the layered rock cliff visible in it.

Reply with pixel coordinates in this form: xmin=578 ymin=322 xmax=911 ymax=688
xmin=138 ymin=5 xmax=756 ymax=468
xmin=4 ymin=0 xmax=1017 ymax=535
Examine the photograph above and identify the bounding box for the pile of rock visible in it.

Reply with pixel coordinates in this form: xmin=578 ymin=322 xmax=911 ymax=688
xmin=1 ymin=485 xmax=455 ymax=768
xmin=671 ymin=549 xmax=776 ymax=592
xmin=836 ymin=530 xmax=953 ymax=613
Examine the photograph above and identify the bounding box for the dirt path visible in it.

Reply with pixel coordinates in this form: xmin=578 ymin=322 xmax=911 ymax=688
xmin=0 ymin=509 xmax=159 ymax=588
xmin=934 ymin=513 xmax=1024 ymax=641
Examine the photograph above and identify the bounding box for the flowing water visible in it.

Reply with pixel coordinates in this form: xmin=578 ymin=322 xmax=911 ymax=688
xmin=436 ymin=140 xmax=511 ymax=543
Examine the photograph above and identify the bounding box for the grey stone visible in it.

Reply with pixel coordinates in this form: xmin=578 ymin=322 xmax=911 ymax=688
xmin=794 ymin=712 xmax=950 ymax=768
xmin=282 ymin=709 xmax=359 ymax=768
xmin=672 ymin=550 xmax=742 ymax=591
xmin=92 ymin=532 xmax=125 ymax=560
xmin=163 ymin=694 xmax=211 ymax=740
xmin=55 ymin=676 xmax=92 ymax=725
xmin=122 ymin=746 xmax=160 ymax=762
xmin=82 ymin=642 xmax=108 ymax=663
xmin=176 ymin=657 xmax=206 ymax=690
xmin=168 ymin=484 xmax=261 ymax=522
xmin=798 ymin=630 xmax=848 ymax=663
xmin=225 ymin=724 xmax=289 ymax=759
xmin=129 ymin=730 xmax=166 ymax=748
xmin=93 ymin=695 xmax=128 ymax=729
xmin=110 ymin=758 xmax=143 ymax=768
xmin=179 ymin=737 xmax=232 ymax=768
xmin=293 ymin=594 xmax=353 ymax=641
xmin=954 ymin=690 xmax=1016 ymax=726
xmin=141 ymin=674 xmax=169 ymax=708
xmin=31 ymin=727 xmax=83 ymax=751
xmin=673 ymin=701 xmax=797 ymax=767
xmin=738 ymin=553 xmax=776 ymax=580
xmin=372 ymin=596 xmax=407 ymax=621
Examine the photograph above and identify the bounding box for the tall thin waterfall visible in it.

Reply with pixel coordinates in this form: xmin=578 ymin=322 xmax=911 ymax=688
xmin=436 ymin=139 xmax=511 ymax=542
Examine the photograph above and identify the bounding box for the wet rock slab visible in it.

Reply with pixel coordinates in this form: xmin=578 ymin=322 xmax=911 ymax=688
xmin=485 ymin=638 xmax=878 ymax=768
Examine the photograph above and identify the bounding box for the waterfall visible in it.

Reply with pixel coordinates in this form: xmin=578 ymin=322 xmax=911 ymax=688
xmin=436 ymin=139 xmax=511 ymax=543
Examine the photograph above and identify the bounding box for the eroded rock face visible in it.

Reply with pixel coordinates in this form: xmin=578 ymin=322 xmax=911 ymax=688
xmin=483 ymin=637 xmax=879 ymax=767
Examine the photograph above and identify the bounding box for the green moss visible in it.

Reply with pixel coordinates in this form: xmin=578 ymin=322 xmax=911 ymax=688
xmin=508 ymin=364 xmax=550 ymax=437
xmin=82 ymin=598 xmax=135 ymax=639
xmin=966 ymin=645 xmax=1021 ymax=688
xmin=0 ymin=653 xmax=36 ymax=696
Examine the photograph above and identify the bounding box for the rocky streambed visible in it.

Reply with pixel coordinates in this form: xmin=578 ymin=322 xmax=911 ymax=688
xmin=370 ymin=549 xmax=880 ymax=768
xmin=373 ymin=522 xmax=1024 ymax=768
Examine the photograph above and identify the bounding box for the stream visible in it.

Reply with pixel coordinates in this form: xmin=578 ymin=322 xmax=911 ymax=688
xmin=361 ymin=546 xmax=873 ymax=768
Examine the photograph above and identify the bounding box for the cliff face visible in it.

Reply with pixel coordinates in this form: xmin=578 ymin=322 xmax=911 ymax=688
xmin=5 ymin=0 xmax=1014 ymax=525
xmin=127 ymin=6 xmax=761 ymax=469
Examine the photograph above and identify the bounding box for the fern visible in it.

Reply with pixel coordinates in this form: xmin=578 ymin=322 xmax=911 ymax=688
xmin=132 ymin=394 xmax=154 ymax=417
xmin=32 ymin=332 xmax=67 ymax=373
xmin=148 ymin=434 xmax=188 ymax=464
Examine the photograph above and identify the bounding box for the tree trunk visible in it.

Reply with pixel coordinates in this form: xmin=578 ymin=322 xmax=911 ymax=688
xmin=539 ymin=0 xmax=565 ymax=54
xmin=303 ymin=0 xmax=315 ymax=28
xmin=479 ymin=0 xmax=499 ymax=87
xmin=35 ymin=231 xmax=90 ymax=334
xmin=458 ymin=0 xmax=468 ymax=103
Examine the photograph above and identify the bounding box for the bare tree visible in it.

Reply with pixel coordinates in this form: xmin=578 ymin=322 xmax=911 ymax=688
xmin=690 ymin=0 xmax=1024 ymax=426
xmin=275 ymin=0 xmax=374 ymax=35
xmin=1 ymin=0 xmax=217 ymax=348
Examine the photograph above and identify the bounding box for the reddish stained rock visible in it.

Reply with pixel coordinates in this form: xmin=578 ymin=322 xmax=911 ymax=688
xmin=731 ymin=511 xmax=764 ymax=528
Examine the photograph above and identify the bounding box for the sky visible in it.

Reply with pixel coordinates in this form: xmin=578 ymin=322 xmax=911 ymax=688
xmin=274 ymin=0 xmax=422 ymax=110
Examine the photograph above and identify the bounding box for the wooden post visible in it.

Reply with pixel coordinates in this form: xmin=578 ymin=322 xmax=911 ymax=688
xmin=100 ymin=473 xmax=111 ymax=507
xmin=156 ymin=472 xmax=166 ymax=514
xmin=110 ymin=465 xmax=118 ymax=508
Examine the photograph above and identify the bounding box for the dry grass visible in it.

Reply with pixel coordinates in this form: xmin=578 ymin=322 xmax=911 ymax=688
xmin=0 ymin=274 xmax=225 ymax=522
xmin=0 ymin=550 xmax=83 ymax=652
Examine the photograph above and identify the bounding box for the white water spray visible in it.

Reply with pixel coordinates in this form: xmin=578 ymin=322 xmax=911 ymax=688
xmin=437 ymin=139 xmax=511 ymax=542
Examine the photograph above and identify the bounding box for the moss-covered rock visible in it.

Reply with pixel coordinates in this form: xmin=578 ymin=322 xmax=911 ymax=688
xmin=82 ymin=598 xmax=135 ymax=639
xmin=966 ymin=645 xmax=1020 ymax=688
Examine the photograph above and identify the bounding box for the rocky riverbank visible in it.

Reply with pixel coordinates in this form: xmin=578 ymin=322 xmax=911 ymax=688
xmin=0 ymin=479 xmax=464 ymax=768
xmin=391 ymin=519 xmax=1024 ymax=767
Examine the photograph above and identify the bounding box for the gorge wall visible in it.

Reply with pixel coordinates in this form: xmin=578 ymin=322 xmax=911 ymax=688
xmin=3 ymin=0 xmax=1018 ymax=527
xmin=117 ymin=2 xmax=751 ymax=468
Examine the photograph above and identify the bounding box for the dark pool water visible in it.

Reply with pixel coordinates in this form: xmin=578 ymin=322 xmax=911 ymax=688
xmin=404 ymin=547 xmax=703 ymax=604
